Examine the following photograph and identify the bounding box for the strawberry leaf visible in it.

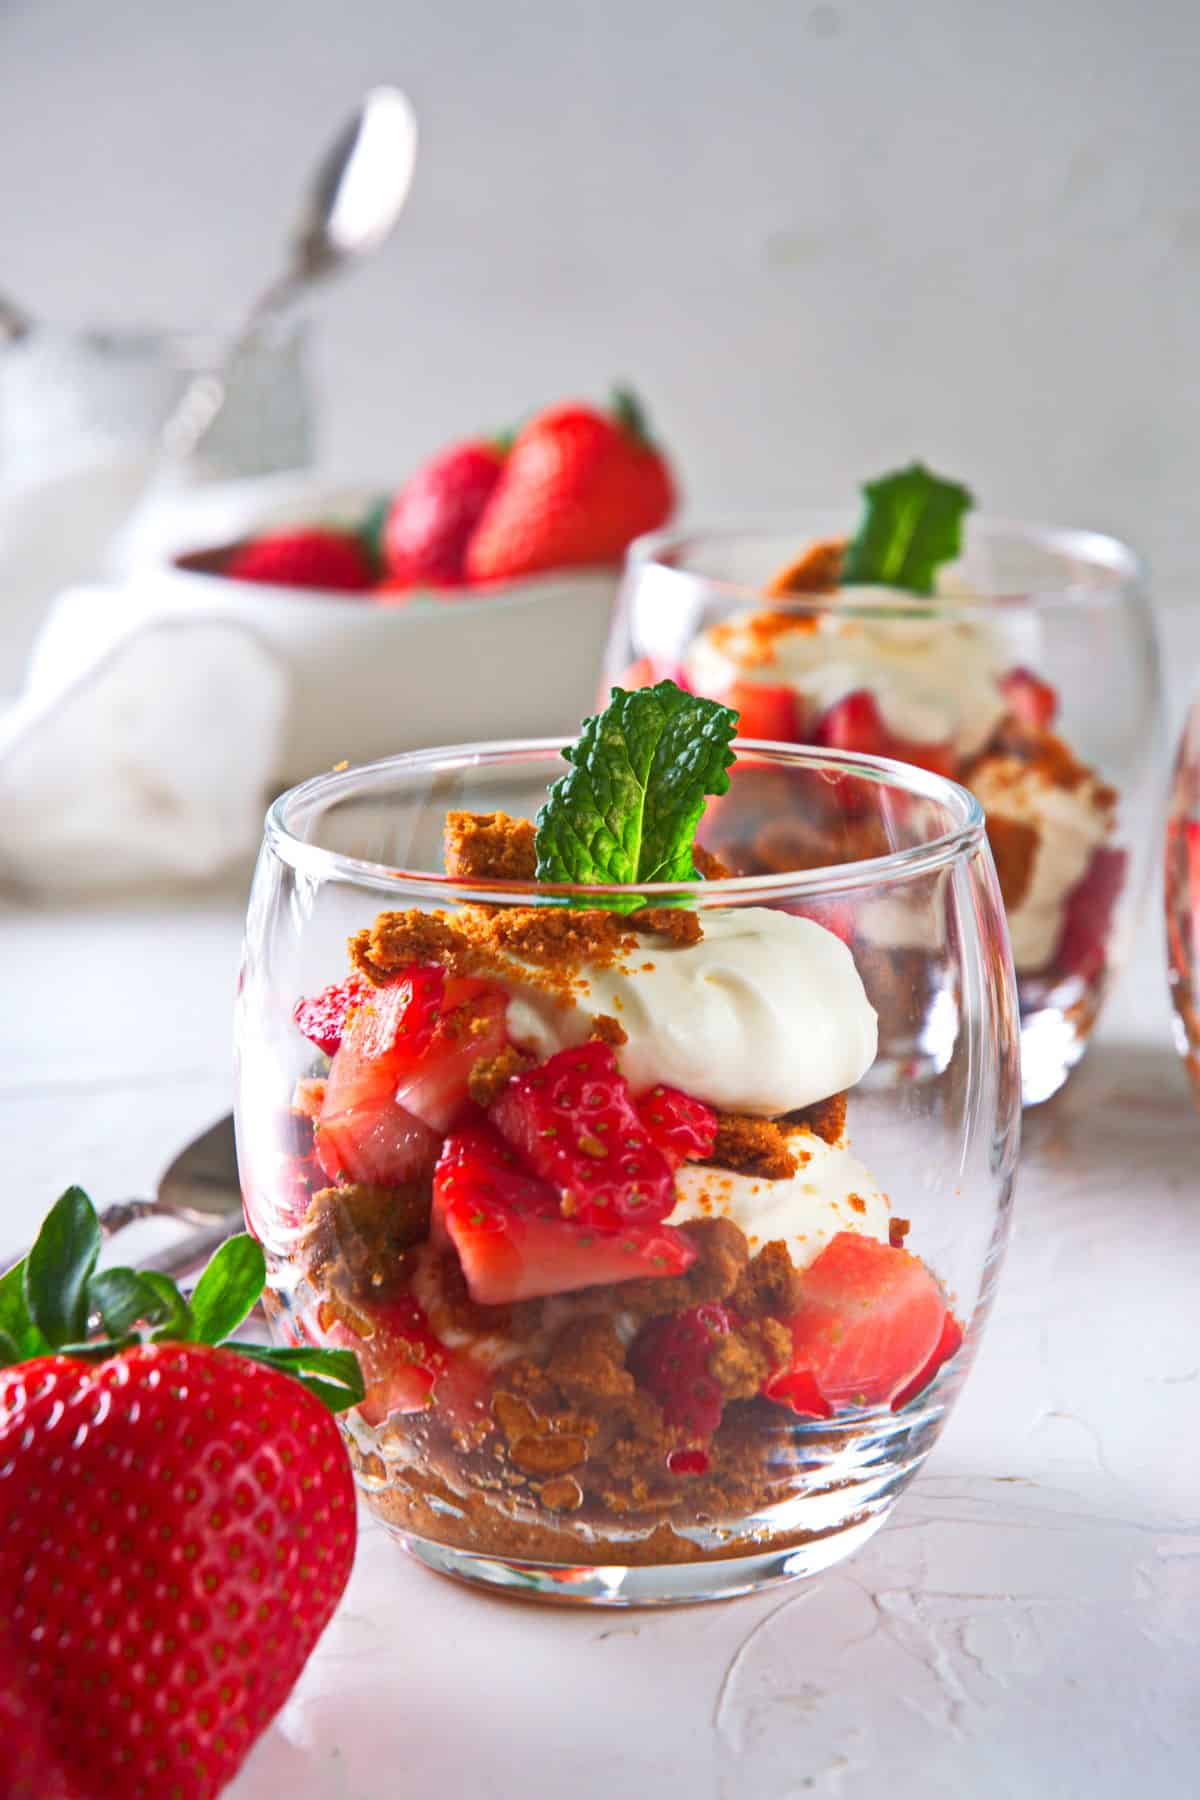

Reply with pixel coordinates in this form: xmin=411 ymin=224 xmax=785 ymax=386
xmin=0 ymin=1260 xmax=49 ymax=1363
xmin=840 ymin=463 xmax=973 ymax=596
xmin=0 ymin=1328 xmax=19 ymax=1366
xmin=233 ymin=1344 xmax=366 ymax=1414
xmin=25 ymin=1187 xmax=101 ymax=1349
xmin=142 ymin=1271 xmax=194 ymax=1341
xmin=187 ymin=1235 xmax=266 ymax=1345
xmin=88 ymin=1268 xmax=171 ymax=1339
xmin=534 ymin=682 xmax=737 ymax=897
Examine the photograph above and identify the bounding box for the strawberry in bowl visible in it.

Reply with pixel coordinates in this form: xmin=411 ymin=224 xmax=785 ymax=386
xmin=235 ymin=679 xmax=1019 ymax=1605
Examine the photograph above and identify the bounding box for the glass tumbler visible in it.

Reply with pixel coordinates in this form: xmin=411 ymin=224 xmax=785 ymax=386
xmin=1166 ymin=696 xmax=1200 ymax=1105
xmin=235 ymin=740 xmax=1020 ymax=1606
xmin=612 ymin=520 xmax=1161 ymax=1105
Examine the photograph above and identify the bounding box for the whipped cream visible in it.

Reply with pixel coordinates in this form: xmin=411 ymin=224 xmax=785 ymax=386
xmin=503 ymin=906 xmax=878 ymax=1115
xmin=668 ymin=1129 xmax=890 ymax=1270
xmin=686 ymin=588 xmax=1007 ymax=759
xmin=968 ymin=757 xmax=1114 ymax=971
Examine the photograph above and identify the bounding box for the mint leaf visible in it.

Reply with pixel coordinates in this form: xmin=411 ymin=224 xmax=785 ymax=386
xmin=88 ymin=1268 xmax=170 ymax=1339
xmin=25 ymin=1187 xmax=101 ymax=1348
xmin=188 ymin=1235 xmax=266 ymax=1345
xmin=233 ymin=1343 xmax=366 ymax=1414
xmin=840 ymin=463 xmax=974 ymax=596
xmin=534 ymin=682 xmax=737 ymax=893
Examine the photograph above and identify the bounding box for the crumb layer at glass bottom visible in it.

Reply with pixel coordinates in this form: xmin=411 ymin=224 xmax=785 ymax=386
xmin=340 ymin=1386 xmax=950 ymax=1604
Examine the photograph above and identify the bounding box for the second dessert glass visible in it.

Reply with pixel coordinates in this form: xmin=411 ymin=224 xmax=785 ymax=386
xmin=235 ymin=738 xmax=1020 ymax=1605
xmin=612 ymin=518 xmax=1162 ymax=1105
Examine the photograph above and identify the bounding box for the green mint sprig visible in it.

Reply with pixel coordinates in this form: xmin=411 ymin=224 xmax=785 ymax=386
xmin=840 ymin=463 xmax=974 ymax=596
xmin=534 ymin=681 xmax=737 ymax=898
xmin=0 ymin=1187 xmax=363 ymax=1415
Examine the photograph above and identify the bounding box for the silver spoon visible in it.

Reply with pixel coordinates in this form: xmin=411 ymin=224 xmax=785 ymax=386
xmin=0 ymin=1115 xmax=242 ymax=1284
xmin=160 ymin=84 xmax=418 ymax=465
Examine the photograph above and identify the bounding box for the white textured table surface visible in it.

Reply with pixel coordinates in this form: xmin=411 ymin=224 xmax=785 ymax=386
xmin=2 ymin=883 xmax=1198 ymax=1799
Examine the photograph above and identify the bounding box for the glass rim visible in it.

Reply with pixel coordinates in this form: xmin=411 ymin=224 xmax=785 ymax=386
xmin=627 ymin=513 xmax=1146 ymax=614
xmin=264 ymin=737 xmax=987 ymax=901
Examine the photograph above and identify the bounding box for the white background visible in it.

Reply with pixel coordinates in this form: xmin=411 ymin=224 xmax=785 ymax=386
xmin=4 ymin=0 xmax=1200 ymax=605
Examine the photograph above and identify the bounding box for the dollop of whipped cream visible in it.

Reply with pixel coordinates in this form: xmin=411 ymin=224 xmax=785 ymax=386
xmin=686 ymin=588 xmax=1007 ymax=759
xmin=968 ymin=757 xmax=1114 ymax=971
xmin=503 ymin=906 xmax=878 ymax=1115
xmin=669 ymin=1129 xmax=890 ymax=1270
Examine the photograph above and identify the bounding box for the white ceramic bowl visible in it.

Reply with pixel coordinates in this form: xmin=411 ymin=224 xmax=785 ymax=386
xmin=123 ymin=476 xmax=619 ymax=782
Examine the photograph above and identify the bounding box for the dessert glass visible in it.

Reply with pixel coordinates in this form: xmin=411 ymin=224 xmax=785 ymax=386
xmin=235 ymin=740 xmax=1020 ymax=1606
xmin=613 ymin=519 xmax=1161 ymax=1106
xmin=1166 ymin=696 xmax=1200 ymax=1105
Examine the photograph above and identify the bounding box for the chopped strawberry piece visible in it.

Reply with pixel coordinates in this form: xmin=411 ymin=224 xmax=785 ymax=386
xmin=628 ymin=1302 xmax=736 ymax=1437
xmin=763 ymin=1232 xmax=948 ymax=1411
xmin=433 ymin=1124 xmax=696 ymax=1303
xmin=315 ymin=964 xmax=508 ymax=1182
xmin=293 ymin=975 xmax=368 ymax=1056
xmin=891 ymin=1311 xmax=964 ymax=1410
xmin=1001 ymin=666 xmax=1059 ymax=731
xmin=315 ymin=1290 xmax=486 ymax=1424
xmin=635 ymin=1085 xmax=717 ymax=1166
xmin=292 ymin=1077 xmax=327 ymax=1119
xmin=814 ymin=689 xmax=955 ymax=779
xmin=1052 ymin=847 xmax=1127 ymax=987
xmin=394 ymin=976 xmax=508 ymax=1131
xmin=490 ymin=1041 xmax=676 ymax=1228
xmin=727 ymin=680 xmax=802 ymax=744
xmin=666 ymin=1446 xmax=711 ymax=1475
xmin=763 ymin=1367 xmax=833 ymax=1419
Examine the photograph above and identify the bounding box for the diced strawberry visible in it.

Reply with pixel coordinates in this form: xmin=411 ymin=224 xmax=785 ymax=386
xmin=433 ymin=1124 xmax=696 ymax=1303
xmin=1052 ymin=846 xmax=1127 ymax=987
xmin=315 ymin=1291 xmax=483 ymax=1424
xmin=635 ymin=1085 xmax=717 ymax=1166
xmin=1001 ymin=666 xmax=1059 ymax=731
xmin=762 ymin=1366 xmax=833 ymax=1419
xmin=292 ymin=1077 xmax=327 ymax=1119
xmin=814 ymin=688 xmax=957 ymax=779
xmin=490 ymin=1041 xmax=676 ymax=1228
xmin=763 ymin=1232 xmax=948 ymax=1411
xmin=891 ymin=1311 xmax=964 ymax=1411
xmin=727 ymin=680 xmax=802 ymax=744
xmin=315 ymin=964 xmax=508 ymax=1182
xmin=293 ymin=975 xmax=369 ymax=1056
xmin=628 ymin=1302 xmax=738 ymax=1437
xmin=315 ymin=1099 xmax=440 ymax=1188
xmin=394 ymin=976 xmax=508 ymax=1131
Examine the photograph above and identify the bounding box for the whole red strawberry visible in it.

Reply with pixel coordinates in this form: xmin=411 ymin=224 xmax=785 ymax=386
xmin=225 ymin=526 xmax=375 ymax=593
xmin=0 ymin=1187 xmax=364 ymax=1800
xmin=383 ymin=438 xmax=508 ymax=587
xmin=464 ymin=387 xmax=675 ymax=582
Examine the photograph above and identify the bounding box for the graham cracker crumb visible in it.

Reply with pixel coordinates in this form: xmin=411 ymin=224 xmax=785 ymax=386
xmin=634 ymin=908 xmax=704 ymax=947
xmin=467 ymin=1044 xmax=536 ymax=1108
xmin=984 ymin=814 xmax=1039 ymax=910
xmin=764 ymin=537 xmax=846 ymax=597
xmin=731 ymin=1240 xmax=804 ymax=1320
xmin=589 ymin=1012 xmax=628 ymax=1047
xmin=707 ymin=1113 xmax=797 ymax=1180
xmin=783 ymin=1091 xmax=847 ymax=1147
xmin=300 ymin=1182 xmax=430 ymax=1293
xmin=693 ymin=843 xmax=733 ymax=880
xmin=444 ymin=810 xmax=537 ymax=881
xmin=889 ymin=1216 xmax=912 ymax=1248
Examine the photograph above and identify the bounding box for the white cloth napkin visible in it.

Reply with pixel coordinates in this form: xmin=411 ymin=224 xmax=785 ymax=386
xmin=0 ymin=586 xmax=287 ymax=892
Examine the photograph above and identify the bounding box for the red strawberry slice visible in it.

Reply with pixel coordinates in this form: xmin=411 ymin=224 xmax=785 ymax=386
xmin=393 ymin=976 xmax=508 ymax=1131
xmin=1051 ymin=846 xmax=1127 ymax=987
xmin=433 ymin=1124 xmax=695 ymax=1303
xmin=627 ymin=1302 xmax=736 ymax=1436
xmin=762 ymin=1366 xmax=833 ymax=1420
xmin=814 ymin=689 xmax=955 ymax=779
xmin=1001 ymin=665 xmax=1059 ymax=731
xmin=891 ymin=1311 xmax=964 ymax=1410
xmin=293 ymin=974 xmax=369 ymax=1056
xmin=727 ymin=680 xmax=802 ymax=744
xmin=763 ymin=1232 xmax=948 ymax=1411
xmin=635 ymin=1085 xmax=717 ymax=1167
xmin=315 ymin=1100 xmax=440 ymax=1188
xmin=490 ymin=1041 xmax=676 ymax=1228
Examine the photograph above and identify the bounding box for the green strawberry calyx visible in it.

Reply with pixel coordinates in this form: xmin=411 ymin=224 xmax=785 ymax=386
xmin=0 ymin=1187 xmax=363 ymax=1414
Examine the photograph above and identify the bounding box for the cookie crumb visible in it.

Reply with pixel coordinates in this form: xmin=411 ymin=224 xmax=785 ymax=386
xmin=444 ymin=810 xmax=537 ymax=881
